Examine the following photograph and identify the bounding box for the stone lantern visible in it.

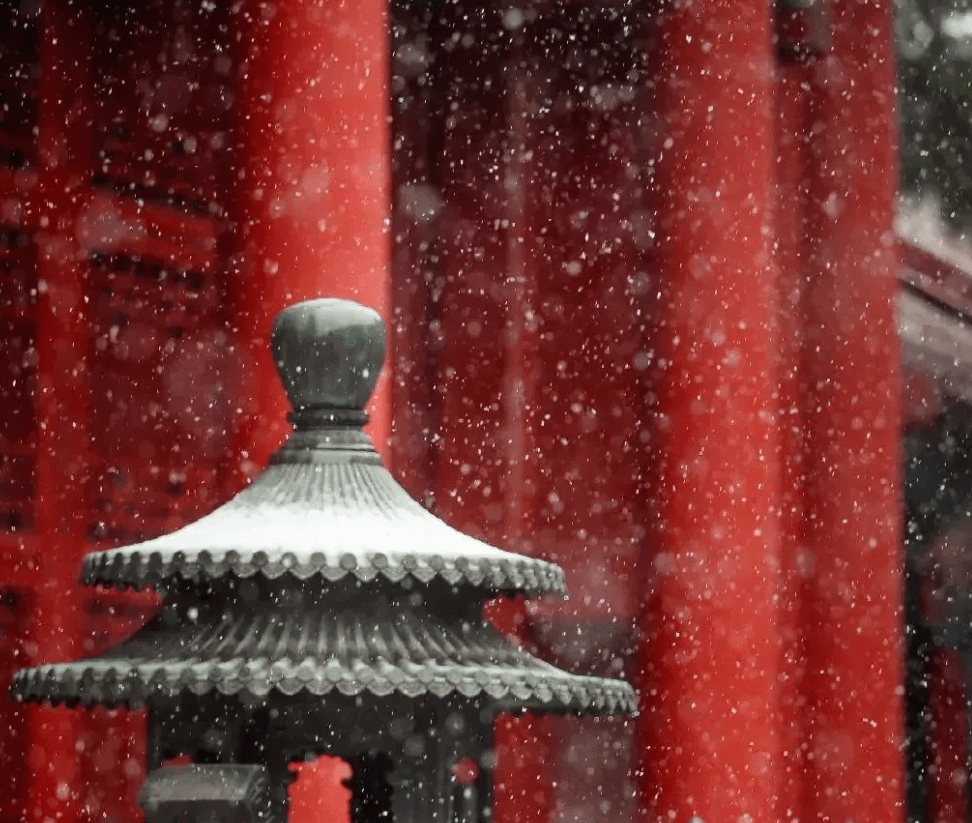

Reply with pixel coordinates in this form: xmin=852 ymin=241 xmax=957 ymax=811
xmin=12 ymin=298 xmax=636 ymax=822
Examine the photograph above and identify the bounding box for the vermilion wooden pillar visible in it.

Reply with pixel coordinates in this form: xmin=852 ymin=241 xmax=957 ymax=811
xmin=425 ymin=13 xmax=557 ymax=821
xmin=801 ymin=2 xmax=904 ymax=821
xmin=927 ymin=649 xmax=968 ymax=823
xmin=774 ymin=53 xmax=814 ymax=823
xmin=22 ymin=2 xmax=92 ymax=821
xmin=489 ymin=40 xmax=556 ymax=823
xmin=229 ymin=3 xmax=391 ymax=818
xmin=231 ymin=0 xmax=392 ymax=476
xmin=634 ymin=2 xmax=784 ymax=821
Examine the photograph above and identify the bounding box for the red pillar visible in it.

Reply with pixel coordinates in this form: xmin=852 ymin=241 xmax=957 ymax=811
xmin=926 ymin=649 xmax=967 ymax=823
xmin=634 ymin=2 xmax=784 ymax=821
xmin=774 ymin=54 xmax=814 ymax=823
xmin=22 ymin=2 xmax=93 ymax=821
xmin=228 ymin=4 xmax=391 ymax=819
xmin=423 ymin=17 xmax=557 ymax=822
xmin=231 ymin=0 xmax=392 ymax=475
xmin=490 ymin=44 xmax=556 ymax=823
xmin=801 ymin=2 xmax=905 ymax=820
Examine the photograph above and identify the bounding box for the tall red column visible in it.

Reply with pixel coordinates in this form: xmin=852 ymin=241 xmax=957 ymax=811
xmin=227 ymin=4 xmax=391 ymax=819
xmin=489 ymin=41 xmax=556 ymax=823
xmin=634 ymin=2 xmax=784 ymax=821
xmin=926 ymin=649 xmax=968 ymax=823
xmin=22 ymin=3 xmax=93 ymax=821
xmin=774 ymin=55 xmax=814 ymax=823
xmin=231 ymin=0 xmax=392 ymax=475
xmin=801 ymin=2 xmax=905 ymax=821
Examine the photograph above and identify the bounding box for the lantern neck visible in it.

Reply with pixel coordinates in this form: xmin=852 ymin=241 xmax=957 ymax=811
xmin=271 ymin=418 xmax=380 ymax=466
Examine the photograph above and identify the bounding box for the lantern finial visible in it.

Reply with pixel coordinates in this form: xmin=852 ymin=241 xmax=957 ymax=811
xmin=271 ymin=297 xmax=385 ymax=417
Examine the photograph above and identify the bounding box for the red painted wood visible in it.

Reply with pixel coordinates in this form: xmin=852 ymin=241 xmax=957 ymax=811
xmin=493 ymin=38 xmax=557 ymax=823
xmin=289 ymin=756 xmax=352 ymax=822
xmin=774 ymin=58 xmax=814 ymax=823
xmin=633 ymin=2 xmax=785 ymax=822
xmin=226 ymin=2 xmax=392 ymax=821
xmin=421 ymin=8 xmax=651 ymax=821
xmin=21 ymin=3 xmax=93 ymax=821
xmin=89 ymin=0 xmax=235 ymax=216
xmin=387 ymin=0 xmax=443 ymax=502
xmin=0 ymin=229 xmax=37 ymax=536
xmin=423 ymin=16 xmax=554 ymax=823
xmin=927 ymin=649 xmax=968 ymax=823
xmin=230 ymin=0 xmax=392 ymax=480
xmin=517 ymin=16 xmax=648 ymax=820
xmin=0 ymin=590 xmax=28 ymax=823
xmin=800 ymin=2 xmax=904 ymax=821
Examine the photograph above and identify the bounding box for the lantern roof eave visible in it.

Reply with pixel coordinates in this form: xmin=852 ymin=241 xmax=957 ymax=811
xmin=80 ymin=458 xmax=567 ymax=595
xmin=12 ymin=587 xmax=636 ymax=713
